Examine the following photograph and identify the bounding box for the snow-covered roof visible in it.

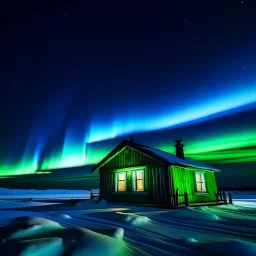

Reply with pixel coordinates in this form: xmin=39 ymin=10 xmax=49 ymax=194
xmin=91 ymin=140 xmax=220 ymax=173
xmin=141 ymin=147 xmax=220 ymax=172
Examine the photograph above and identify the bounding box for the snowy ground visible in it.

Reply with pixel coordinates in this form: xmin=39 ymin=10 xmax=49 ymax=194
xmin=230 ymin=191 xmax=256 ymax=209
xmin=0 ymin=190 xmax=255 ymax=255
xmin=0 ymin=188 xmax=97 ymax=200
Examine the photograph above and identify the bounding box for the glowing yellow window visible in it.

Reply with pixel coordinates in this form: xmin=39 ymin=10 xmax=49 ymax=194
xmin=116 ymin=172 xmax=126 ymax=192
xmin=195 ymin=172 xmax=206 ymax=192
xmin=132 ymin=170 xmax=144 ymax=191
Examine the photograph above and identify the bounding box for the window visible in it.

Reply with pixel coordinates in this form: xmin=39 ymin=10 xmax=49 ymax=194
xmin=116 ymin=172 xmax=126 ymax=192
xmin=132 ymin=170 xmax=144 ymax=191
xmin=195 ymin=172 xmax=206 ymax=192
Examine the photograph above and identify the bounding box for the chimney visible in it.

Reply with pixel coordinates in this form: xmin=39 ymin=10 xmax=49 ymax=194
xmin=174 ymin=140 xmax=185 ymax=159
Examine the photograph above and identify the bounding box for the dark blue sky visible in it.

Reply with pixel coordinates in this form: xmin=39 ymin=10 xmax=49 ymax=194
xmin=1 ymin=0 xmax=256 ymax=180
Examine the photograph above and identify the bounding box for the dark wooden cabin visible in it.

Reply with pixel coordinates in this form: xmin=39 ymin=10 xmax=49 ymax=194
xmin=91 ymin=139 xmax=221 ymax=207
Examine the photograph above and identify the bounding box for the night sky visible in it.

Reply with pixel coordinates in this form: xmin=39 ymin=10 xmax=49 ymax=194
xmin=1 ymin=0 xmax=256 ymax=189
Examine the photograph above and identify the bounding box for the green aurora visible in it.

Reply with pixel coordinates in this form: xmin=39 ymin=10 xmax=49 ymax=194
xmin=0 ymin=127 xmax=255 ymax=176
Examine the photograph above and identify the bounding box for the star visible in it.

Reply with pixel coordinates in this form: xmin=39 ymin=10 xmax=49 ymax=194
xmin=64 ymin=12 xmax=67 ymax=16
xmin=242 ymin=66 xmax=245 ymax=69
xmin=241 ymin=1 xmax=244 ymax=3
xmin=184 ymin=20 xmax=188 ymax=26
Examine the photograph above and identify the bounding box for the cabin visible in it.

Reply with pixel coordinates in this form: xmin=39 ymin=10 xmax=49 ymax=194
xmin=91 ymin=139 xmax=221 ymax=207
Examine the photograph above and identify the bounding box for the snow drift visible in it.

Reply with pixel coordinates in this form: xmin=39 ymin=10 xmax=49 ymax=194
xmin=0 ymin=216 xmax=127 ymax=256
xmin=158 ymin=207 xmax=219 ymax=221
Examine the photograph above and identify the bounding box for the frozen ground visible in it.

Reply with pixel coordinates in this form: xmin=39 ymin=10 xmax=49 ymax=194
xmin=230 ymin=191 xmax=256 ymax=208
xmin=0 ymin=188 xmax=98 ymax=200
xmin=0 ymin=200 xmax=60 ymax=209
xmin=0 ymin=190 xmax=255 ymax=255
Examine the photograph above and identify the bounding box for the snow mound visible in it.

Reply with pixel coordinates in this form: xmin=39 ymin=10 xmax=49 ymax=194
xmin=183 ymin=237 xmax=198 ymax=243
xmin=112 ymin=227 xmax=124 ymax=240
xmin=87 ymin=211 xmax=150 ymax=227
xmin=20 ymin=237 xmax=63 ymax=256
xmin=83 ymin=227 xmax=124 ymax=240
xmin=10 ymin=216 xmax=61 ymax=227
xmin=3 ymin=217 xmax=63 ymax=242
xmin=76 ymin=199 xmax=98 ymax=207
xmin=0 ymin=216 xmax=126 ymax=256
xmin=123 ymin=213 xmax=151 ymax=226
xmin=98 ymin=199 xmax=108 ymax=206
xmin=110 ymin=212 xmax=151 ymax=226
xmin=71 ymin=229 xmax=126 ymax=256
xmin=58 ymin=213 xmax=71 ymax=219
xmin=161 ymin=207 xmax=219 ymax=221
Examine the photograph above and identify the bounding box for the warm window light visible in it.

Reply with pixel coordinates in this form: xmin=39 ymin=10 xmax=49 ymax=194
xmin=116 ymin=172 xmax=126 ymax=191
xmin=195 ymin=172 xmax=206 ymax=192
xmin=133 ymin=170 xmax=144 ymax=191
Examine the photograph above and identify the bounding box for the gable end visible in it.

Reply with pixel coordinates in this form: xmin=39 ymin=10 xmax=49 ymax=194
xmin=101 ymin=146 xmax=164 ymax=170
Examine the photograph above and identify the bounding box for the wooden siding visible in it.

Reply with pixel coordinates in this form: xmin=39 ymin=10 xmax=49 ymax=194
xmin=107 ymin=166 xmax=152 ymax=203
xmin=99 ymin=146 xmax=171 ymax=205
xmin=99 ymin=169 xmax=115 ymax=201
xmin=101 ymin=164 xmax=171 ymax=205
xmin=171 ymin=166 xmax=218 ymax=204
xmin=102 ymin=146 xmax=158 ymax=170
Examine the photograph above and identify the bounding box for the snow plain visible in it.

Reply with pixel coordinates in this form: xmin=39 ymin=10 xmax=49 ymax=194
xmin=0 ymin=189 xmax=255 ymax=256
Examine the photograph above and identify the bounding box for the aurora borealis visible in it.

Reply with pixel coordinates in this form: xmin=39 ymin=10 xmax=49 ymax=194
xmin=1 ymin=1 xmax=256 ymax=189
xmin=1 ymin=99 xmax=255 ymax=176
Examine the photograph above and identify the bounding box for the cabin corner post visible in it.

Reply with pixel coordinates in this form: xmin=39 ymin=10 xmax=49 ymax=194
xmin=168 ymin=165 xmax=175 ymax=207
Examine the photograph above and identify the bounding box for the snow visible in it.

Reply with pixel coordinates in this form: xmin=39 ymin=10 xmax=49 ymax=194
xmin=0 ymin=200 xmax=59 ymax=209
xmin=57 ymin=213 xmax=72 ymax=219
xmin=20 ymin=237 xmax=64 ymax=256
xmin=0 ymin=191 xmax=255 ymax=255
xmin=156 ymin=207 xmax=220 ymax=221
xmin=226 ymin=191 xmax=256 ymax=208
xmin=0 ymin=188 xmax=95 ymax=199
xmin=233 ymin=200 xmax=256 ymax=208
xmin=1 ymin=216 xmax=127 ymax=256
xmin=141 ymin=146 xmax=220 ymax=171
xmin=76 ymin=199 xmax=99 ymax=207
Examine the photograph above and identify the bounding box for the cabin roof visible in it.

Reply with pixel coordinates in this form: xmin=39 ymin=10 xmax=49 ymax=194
xmin=140 ymin=146 xmax=220 ymax=172
xmin=91 ymin=140 xmax=220 ymax=172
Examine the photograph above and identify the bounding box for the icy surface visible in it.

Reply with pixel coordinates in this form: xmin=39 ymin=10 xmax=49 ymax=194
xmin=0 ymin=200 xmax=59 ymax=209
xmin=0 ymin=188 xmax=96 ymax=199
xmin=226 ymin=191 xmax=256 ymax=208
xmin=157 ymin=207 xmax=220 ymax=221
xmin=0 ymin=191 xmax=255 ymax=255
xmin=76 ymin=199 xmax=98 ymax=207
